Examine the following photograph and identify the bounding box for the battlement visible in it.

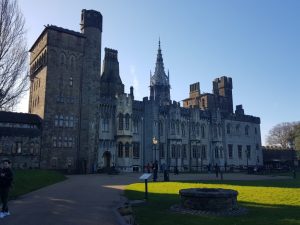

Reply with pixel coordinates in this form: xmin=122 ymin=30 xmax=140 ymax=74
xmin=189 ymin=82 xmax=201 ymax=98
xmin=213 ymin=76 xmax=232 ymax=89
xmin=80 ymin=9 xmax=103 ymax=32
xmin=104 ymin=48 xmax=118 ymax=60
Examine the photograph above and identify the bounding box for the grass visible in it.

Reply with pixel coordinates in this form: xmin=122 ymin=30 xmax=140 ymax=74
xmin=124 ymin=173 xmax=300 ymax=225
xmin=10 ymin=169 xmax=66 ymax=199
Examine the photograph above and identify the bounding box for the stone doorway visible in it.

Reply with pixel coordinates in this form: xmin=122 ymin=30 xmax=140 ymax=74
xmin=103 ymin=151 xmax=111 ymax=168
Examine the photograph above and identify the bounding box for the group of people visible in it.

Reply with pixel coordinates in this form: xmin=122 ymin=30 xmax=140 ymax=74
xmin=0 ymin=159 xmax=13 ymax=219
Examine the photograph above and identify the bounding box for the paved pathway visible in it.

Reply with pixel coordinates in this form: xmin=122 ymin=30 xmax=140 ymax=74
xmin=1 ymin=174 xmax=140 ymax=225
xmin=0 ymin=172 xmax=291 ymax=225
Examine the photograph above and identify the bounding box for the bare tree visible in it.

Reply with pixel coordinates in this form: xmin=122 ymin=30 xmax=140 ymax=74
xmin=0 ymin=0 xmax=28 ymax=111
xmin=266 ymin=122 xmax=300 ymax=148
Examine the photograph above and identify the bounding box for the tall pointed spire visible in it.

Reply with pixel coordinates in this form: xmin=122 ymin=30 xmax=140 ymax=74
xmin=151 ymin=39 xmax=169 ymax=86
xmin=158 ymin=37 xmax=161 ymax=50
xmin=149 ymin=39 xmax=171 ymax=105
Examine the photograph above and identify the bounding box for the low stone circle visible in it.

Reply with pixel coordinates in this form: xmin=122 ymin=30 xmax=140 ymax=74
xmin=179 ymin=188 xmax=238 ymax=211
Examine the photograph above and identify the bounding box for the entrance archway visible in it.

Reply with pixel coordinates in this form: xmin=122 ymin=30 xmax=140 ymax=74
xmin=103 ymin=151 xmax=111 ymax=168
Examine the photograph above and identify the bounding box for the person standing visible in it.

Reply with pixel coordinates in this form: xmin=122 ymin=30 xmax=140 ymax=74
xmin=153 ymin=161 xmax=158 ymax=181
xmin=215 ymin=163 xmax=219 ymax=178
xmin=0 ymin=159 xmax=13 ymax=218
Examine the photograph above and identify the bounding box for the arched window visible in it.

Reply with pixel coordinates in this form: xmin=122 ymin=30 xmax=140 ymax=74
xmin=70 ymin=56 xmax=75 ymax=70
xmin=125 ymin=142 xmax=130 ymax=157
xmin=133 ymin=142 xmax=140 ymax=159
xmin=245 ymin=125 xmax=249 ymax=136
xmin=171 ymin=145 xmax=176 ymax=158
xmin=60 ymin=53 xmax=66 ymax=66
xmin=181 ymin=122 xmax=185 ymax=137
xmin=125 ymin=114 xmax=130 ymax=130
xmin=219 ymin=147 xmax=223 ymax=158
xmin=201 ymin=125 xmax=205 ymax=138
xmin=201 ymin=145 xmax=207 ymax=159
xmin=196 ymin=123 xmax=200 ymax=136
xmin=171 ymin=120 xmax=175 ymax=134
xmin=191 ymin=122 xmax=195 ymax=135
xmin=215 ymin=147 xmax=219 ymax=158
xmin=226 ymin=123 xmax=231 ymax=134
xmin=118 ymin=113 xmax=123 ymax=130
xmin=118 ymin=142 xmax=123 ymax=158
xmin=176 ymin=120 xmax=180 ymax=134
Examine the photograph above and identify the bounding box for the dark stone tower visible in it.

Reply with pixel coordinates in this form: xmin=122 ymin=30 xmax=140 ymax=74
xmin=213 ymin=76 xmax=233 ymax=113
xmin=150 ymin=40 xmax=170 ymax=105
xmin=100 ymin=48 xmax=124 ymax=98
xmin=79 ymin=9 xmax=103 ymax=173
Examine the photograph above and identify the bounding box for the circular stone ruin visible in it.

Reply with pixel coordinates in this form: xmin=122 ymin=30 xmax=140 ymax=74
xmin=179 ymin=188 xmax=238 ymax=211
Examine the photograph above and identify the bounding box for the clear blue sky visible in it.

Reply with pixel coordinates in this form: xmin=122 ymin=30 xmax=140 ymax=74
xmin=17 ymin=0 xmax=300 ymax=144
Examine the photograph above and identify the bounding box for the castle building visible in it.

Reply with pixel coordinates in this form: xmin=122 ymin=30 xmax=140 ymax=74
xmin=28 ymin=9 xmax=263 ymax=173
xmin=0 ymin=111 xmax=42 ymax=168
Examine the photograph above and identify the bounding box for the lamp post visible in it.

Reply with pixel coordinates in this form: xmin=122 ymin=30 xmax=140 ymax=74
xmin=152 ymin=137 xmax=158 ymax=162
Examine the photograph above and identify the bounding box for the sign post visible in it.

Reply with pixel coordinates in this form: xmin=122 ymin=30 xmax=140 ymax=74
xmin=139 ymin=173 xmax=152 ymax=200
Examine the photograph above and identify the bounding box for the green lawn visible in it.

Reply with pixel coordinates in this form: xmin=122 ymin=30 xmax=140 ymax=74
xmin=10 ymin=170 xmax=66 ymax=199
xmin=125 ymin=174 xmax=300 ymax=225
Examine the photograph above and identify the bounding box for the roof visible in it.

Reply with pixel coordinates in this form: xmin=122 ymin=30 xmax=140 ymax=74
xmin=29 ymin=25 xmax=85 ymax=52
xmin=0 ymin=111 xmax=42 ymax=125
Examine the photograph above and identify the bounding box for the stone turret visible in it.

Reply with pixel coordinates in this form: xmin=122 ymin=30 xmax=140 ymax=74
xmin=79 ymin=9 xmax=103 ymax=173
xmin=100 ymin=48 xmax=124 ymax=98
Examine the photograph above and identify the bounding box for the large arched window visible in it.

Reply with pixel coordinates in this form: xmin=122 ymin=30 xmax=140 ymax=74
xmin=118 ymin=142 xmax=123 ymax=158
xmin=125 ymin=142 xmax=130 ymax=157
xmin=118 ymin=113 xmax=123 ymax=130
xmin=125 ymin=114 xmax=130 ymax=130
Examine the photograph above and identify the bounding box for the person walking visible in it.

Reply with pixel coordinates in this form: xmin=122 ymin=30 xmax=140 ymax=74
xmin=0 ymin=159 xmax=13 ymax=218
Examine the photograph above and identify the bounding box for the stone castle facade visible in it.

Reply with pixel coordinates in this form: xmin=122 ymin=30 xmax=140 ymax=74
xmin=28 ymin=9 xmax=262 ymax=173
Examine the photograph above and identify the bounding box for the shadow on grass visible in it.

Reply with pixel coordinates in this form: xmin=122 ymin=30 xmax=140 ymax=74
xmin=125 ymin=189 xmax=300 ymax=225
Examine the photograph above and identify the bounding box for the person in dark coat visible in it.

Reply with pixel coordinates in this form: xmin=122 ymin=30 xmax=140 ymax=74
xmin=152 ymin=161 xmax=158 ymax=181
xmin=215 ymin=163 xmax=219 ymax=178
xmin=0 ymin=159 xmax=13 ymax=218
